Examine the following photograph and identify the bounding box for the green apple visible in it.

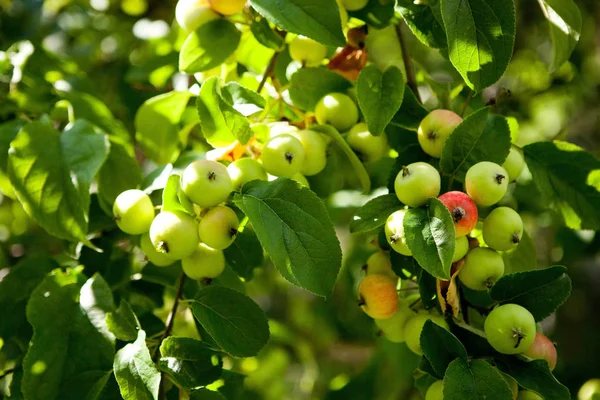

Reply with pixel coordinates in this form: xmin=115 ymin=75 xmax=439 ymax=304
xmin=198 ymin=205 xmax=239 ymax=250
xmin=346 ymin=123 xmax=388 ymax=163
xmin=268 ymin=122 xmax=298 ymax=137
xmin=404 ymin=313 xmax=449 ymax=355
xmin=341 ymin=0 xmax=369 ymax=11
xmin=291 ymin=130 xmax=328 ymax=176
xmin=113 ymin=189 xmax=155 ymax=235
xmin=315 ymin=93 xmax=359 ymax=133
xmin=374 ymin=298 xmax=415 ymax=343
xmin=289 ymin=36 xmax=328 ymax=67
xmin=208 ymin=0 xmax=245 ymax=15
xmin=227 ymin=158 xmax=268 ymax=191
xmin=182 ymin=160 xmax=232 ymax=208
xmin=426 ymin=380 xmax=444 ymax=400
xmin=175 ymin=0 xmax=219 ymax=32
xmin=465 ymin=162 xmax=509 ymax=206
xmin=458 ymin=247 xmax=505 ymax=291
xmin=358 ymin=274 xmax=399 ymax=319
xmin=452 ymin=236 xmax=469 ymax=262
xmin=517 ymin=390 xmax=543 ymax=400
xmin=182 ymin=243 xmax=225 ymax=280
xmin=140 ymin=233 xmax=174 ymax=267
xmin=484 ymin=304 xmax=536 ymax=355
xmin=261 ymin=134 xmax=305 ymax=178
xmin=291 ymin=173 xmax=310 ymax=188
xmin=578 ymin=379 xmax=600 ymax=400
xmin=417 ymin=109 xmax=463 ymax=158
xmin=365 ymin=251 xmax=396 ymax=281
xmin=149 ymin=211 xmax=200 ymax=260
xmin=385 ymin=210 xmax=412 ymax=256
xmin=502 ymin=145 xmax=525 ymax=182
xmin=483 ymin=207 xmax=524 ymax=251
xmin=394 ymin=162 xmax=441 ymax=207
xmin=501 ymin=372 xmax=519 ymax=400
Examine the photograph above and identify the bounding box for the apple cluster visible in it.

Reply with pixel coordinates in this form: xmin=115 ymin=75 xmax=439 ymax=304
xmin=356 ymin=109 xmax=558 ymax=386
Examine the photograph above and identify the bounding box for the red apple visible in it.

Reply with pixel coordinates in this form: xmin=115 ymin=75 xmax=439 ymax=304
xmin=438 ymin=191 xmax=478 ymax=237
xmin=523 ymin=332 xmax=557 ymax=371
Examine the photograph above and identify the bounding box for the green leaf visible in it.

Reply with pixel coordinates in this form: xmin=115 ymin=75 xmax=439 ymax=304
xmin=190 ymin=286 xmax=269 ymax=357
xmin=59 ymin=370 xmax=112 ymax=400
xmin=221 ymin=82 xmax=266 ymax=117
xmin=223 ymin=227 xmax=264 ymax=281
xmin=538 ymin=0 xmax=582 ymax=72
xmin=420 ymin=320 xmax=467 ymax=376
xmin=414 ymin=362 xmax=441 ymax=397
xmin=159 ymin=337 xmax=222 ymax=390
xmin=312 ymin=124 xmax=371 ymax=194
xmin=233 ymin=178 xmax=342 ymax=297
xmin=502 ymin=230 xmax=537 ymax=274
xmin=162 ymin=174 xmax=195 ymax=215
xmin=443 ymin=359 xmax=514 ymax=400
xmin=462 ymin=286 xmax=495 ymax=309
xmin=8 ymin=122 xmax=89 ymax=243
xmin=60 ymin=120 xmax=110 ymax=212
xmin=106 ymin=300 xmax=141 ymax=342
xmin=197 ymin=77 xmax=253 ymax=148
xmin=523 ymin=140 xmax=600 ymax=230
xmin=397 ymin=0 xmax=447 ymax=50
xmin=357 ymin=66 xmax=405 ymax=136
xmin=0 ymin=256 xmax=59 ymax=339
xmin=249 ymin=11 xmax=284 ymax=50
xmin=0 ymin=119 xmax=26 ymax=172
xmin=403 ymin=198 xmax=455 ymax=280
xmin=135 ymin=91 xmax=191 ymax=165
xmin=249 ymin=0 xmax=345 ymax=46
xmin=490 ymin=266 xmax=572 ymax=321
xmin=190 ymin=388 xmax=228 ymax=400
xmin=288 ymin=67 xmax=353 ymax=111
xmin=347 ymin=0 xmax=395 ymax=29
xmin=441 ymin=0 xmax=516 ymax=90
xmin=97 ymin=137 xmax=143 ymax=214
xmin=113 ymin=330 xmax=161 ymax=400
xmin=388 ymin=86 xmax=428 ymax=131
xmin=349 ymin=194 xmax=402 ymax=233
xmin=497 ymin=358 xmax=570 ymax=400
xmin=179 ymin=19 xmax=241 ymax=73
xmin=22 ymin=269 xmax=115 ymax=400
xmin=440 ymin=107 xmax=511 ymax=182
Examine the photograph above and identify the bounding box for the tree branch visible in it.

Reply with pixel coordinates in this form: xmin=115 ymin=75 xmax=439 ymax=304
xmin=395 ymin=22 xmax=421 ymax=103
xmin=0 ymin=368 xmax=15 ymax=380
xmin=461 ymin=90 xmax=473 ymax=117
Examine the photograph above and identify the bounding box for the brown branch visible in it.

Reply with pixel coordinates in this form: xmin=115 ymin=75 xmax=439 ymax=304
xmin=395 ymin=22 xmax=421 ymax=103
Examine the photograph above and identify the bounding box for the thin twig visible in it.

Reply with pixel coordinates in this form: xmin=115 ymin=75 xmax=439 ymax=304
xmin=461 ymin=90 xmax=473 ymax=117
xmin=257 ymin=32 xmax=288 ymax=93
xmin=395 ymin=22 xmax=421 ymax=103
xmin=0 ymin=368 xmax=15 ymax=380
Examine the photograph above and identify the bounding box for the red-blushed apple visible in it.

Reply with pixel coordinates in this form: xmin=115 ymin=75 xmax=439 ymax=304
xmin=358 ymin=274 xmax=399 ymax=319
xmin=417 ymin=109 xmax=463 ymax=158
xmin=523 ymin=332 xmax=557 ymax=371
xmin=438 ymin=191 xmax=478 ymax=237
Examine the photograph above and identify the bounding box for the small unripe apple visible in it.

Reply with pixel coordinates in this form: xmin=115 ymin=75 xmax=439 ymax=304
xmin=501 ymin=372 xmax=519 ymax=400
xmin=291 ymin=173 xmax=310 ymax=188
xmin=227 ymin=158 xmax=268 ymax=191
xmin=289 ymin=36 xmax=328 ymax=67
xmin=315 ymin=93 xmax=359 ymax=133
xmin=502 ymin=145 xmax=525 ymax=182
xmin=358 ymin=274 xmax=399 ymax=319
xmin=404 ymin=313 xmax=449 ymax=355
xmin=374 ymin=298 xmax=415 ymax=343
xmin=140 ymin=233 xmax=174 ymax=267
xmin=578 ymin=379 xmax=600 ymax=400
xmin=365 ymin=251 xmax=396 ymax=281
xmin=523 ymin=332 xmax=557 ymax=371
xmin=291 ymin=130 xmax=328 ymax=176
xmin=346 ymin=123 xmax=388 ymax=163
xmin=198 ymin=205 xmax=239 ymax=250
xmin=113 ymin=189 xmax=155 ymax=235
xmin=182 ymin=160 xmax=232 ymax=208
xmin=182 ymin=243 xmax=225 ymax=279
xmin=208 ymin=0 xmax=245 ymax=15
xmin=452 ymin=236 xmax=469 ymax=262
xmin=425 ymin=380 xmax=444 ymax=400
xmin=459 ymin=247 xmax=504 ymax=291
xmin=385 ymin=210 xmax=411 ymax=256
xmin=484 ymin=304 xmax=536 ymax=355
xmin=517 ymin=390 xmax=543 ymax=400
xmin=417 ymin=109 xmax=463 ymax=158
xmin=394 ymin=162 xmax=441 ymax=207
xmin=261 ymin=134 xmax=305 ymax=178
xmin=341 ymin=0 xmax=369 ymax=11
xmin=465 ymin=161 xmax=509 ymax=206
xmin=438 ymin=191 xmax=478 ymax=237
xmin=175 ymin=0 xmax=219 ymax=32
xmin=149 ymin=211 xmax=200 ymax=260
xmin=482 ymin=207 xmax=523 ymax=251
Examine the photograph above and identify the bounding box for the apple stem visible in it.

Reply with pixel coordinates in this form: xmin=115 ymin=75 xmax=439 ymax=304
xmin=512 ymin=328 xmax=525 ymax=348
xmin=207 ymin=171 xmax=217 ymax=181
xmin=358 ymin=296 xmax=366 ymax=307
xmin=113 ymin=215 xmax=121 ymax=221
xmin=285 ymin=152 xmax=294 ymax=164
xmin=495 ymin=173 xmax=506 ymax=184
xmin=389 ymin=234 xmax=399 ymax=244
xmin=511 ymin=233 xmax=520 ymax=244
xmin=229 ymin=228 xmax=238 ymax=238
xmin=157 ymin=240 xmax=169 ymax=254
xmin=361 ymin=264 xmax=368 ymax=272
xmin=452 ymin=207 xmax=465 ymax=223
xmin=401 ymin=166 xmax=410 ymax=177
